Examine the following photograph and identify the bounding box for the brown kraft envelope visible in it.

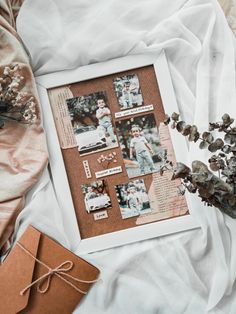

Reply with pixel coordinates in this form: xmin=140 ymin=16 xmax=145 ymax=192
xmin=0 ymin=225 xmax=100 ymax=314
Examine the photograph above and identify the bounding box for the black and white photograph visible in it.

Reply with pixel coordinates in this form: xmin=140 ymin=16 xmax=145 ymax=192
xmin=113 ymin=74 xmax=143 ymax=110
xmin=81 ymin=180 xmax=111 ymax=214
xmin=66 ymin=91 xmax=118 ymax=155
xmin=115 ymin=113 xmax=164 ymax=178
xmin=115 ymin=179 xmax=151 ymax=219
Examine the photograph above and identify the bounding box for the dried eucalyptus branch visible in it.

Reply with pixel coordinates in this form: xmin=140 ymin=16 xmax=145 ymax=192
xmin=164 ymin=112 xmax=236 ymax=218
xmin=0 ymin=64 xmax=38 ymax=128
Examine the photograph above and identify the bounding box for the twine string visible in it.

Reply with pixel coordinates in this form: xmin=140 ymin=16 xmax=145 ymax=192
xmin=16 ymin=242 xmax=99 ymax=296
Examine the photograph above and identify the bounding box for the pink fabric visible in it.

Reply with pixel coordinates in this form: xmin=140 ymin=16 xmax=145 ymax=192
xmin=0 ymin=1 xmax=48 ymax=254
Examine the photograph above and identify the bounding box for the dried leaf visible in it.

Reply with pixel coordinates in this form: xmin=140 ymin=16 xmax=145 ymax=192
xmin=190 ymin=125 xmax=198 ymax=133
xmin=188 ymin=125 xmax=198 ymax=141
xmin=209 ymin=122 xmax=220 ymax=131
xmin=188 ymin=125 xmax=197 ymax=142
xmin=222 ymin=113 xmax=231 ymax=124
xmin=171 ymin=112 xmax=179 ymax=122
xmin=219 ymin=153 xmax=225 ymax=157
xmin=164 ymin=114 xmax=171 ymax=125
xmin=209 ymin=161 xmax=220 ymax=172
xmin=193 ymin=132 xmax=200 ymax=142
xmin=228 ymin=157 xmax=236 ymax=170
xmin=222 ymin=113 xmax=234 ymax=126
xmin=176 ymin=121 xmax=186 ymax=133
xmin=222 ymin=145 xmax=231 ymax=154
xmin=214 ymin=138 xmax=224 ymax=149
xmin=182 ymin=125 xmax=191 ymax=136
xmin=208 ymin=142 xmax=218 ymax=152
xmin=187 ymin=184 xmax=197 ymax=193
xmin=202 ymin=132 xmax=214 ymax=143
xmin=228 ymin=195 xmax=236 ymax=206
xmin=199 ymin=141 xmax=208 ymax=149
xmin=224 ymin=133 xmax=235 ymax=145
xmin=198 ymin=184 xmax=214 ymax=198
xmin=172 ymin=162 xmax=191 ymax=180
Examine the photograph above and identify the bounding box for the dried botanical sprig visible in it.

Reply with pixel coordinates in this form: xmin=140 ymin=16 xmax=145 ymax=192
xmin=0 ymin=64 xmax=38 ymax=128
xmin=164 ymin=112 xmax=236 ymax=218
xmin=97 ymin=152 xmax=117 ymax=169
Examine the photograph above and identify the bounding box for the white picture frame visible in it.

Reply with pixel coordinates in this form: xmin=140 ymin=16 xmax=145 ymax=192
xmin=36 ymin=50 xmax=200 ymax=254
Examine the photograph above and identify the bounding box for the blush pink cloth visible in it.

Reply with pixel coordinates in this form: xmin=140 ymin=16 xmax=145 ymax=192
xmin=0 ymin=1 xmax=48 ymax=254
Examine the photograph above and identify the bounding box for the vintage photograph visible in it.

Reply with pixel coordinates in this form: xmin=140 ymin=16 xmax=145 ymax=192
xmin=115 ymin=179 xmax=152 ymax=219
xmin=81 ymin=180 xmax=111 ymax=214
xmin=116 ymin=113 xmax=165 ymax=178
xmin=113 ymin=74 xmax=143 ymax=110
xmin=66 ymin=91 xmax=118 ymax=155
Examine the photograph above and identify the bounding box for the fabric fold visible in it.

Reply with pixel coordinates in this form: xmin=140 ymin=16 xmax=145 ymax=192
xmin=0 ymin=0 xmax=48 ymax=255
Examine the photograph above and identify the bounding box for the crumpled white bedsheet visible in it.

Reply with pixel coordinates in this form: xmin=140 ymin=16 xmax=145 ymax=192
xmin=15 ymin=0 xmax=236 ymax=313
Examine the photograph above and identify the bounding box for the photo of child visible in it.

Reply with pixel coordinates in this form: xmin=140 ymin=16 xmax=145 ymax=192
xmin=130 ymin=124 xmax=156 ymax=175
xmin=115 ymin=113 xmax=165 ymax=178
xmin=96 ymin=96 xmax=116 ymax=143
xmin=115 ymin=179 xmax=151 ymax=219
xmin=113 ymin=74 xmax=143 ymax=110
xmin=66 ymin=91 xmax=118 ymax=155
xmin=81 ymin=180 xmax=111 ymax=214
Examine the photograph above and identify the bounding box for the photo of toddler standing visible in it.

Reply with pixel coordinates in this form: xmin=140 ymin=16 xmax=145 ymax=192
xmin=130 ymin=124 xmax=156 ymax=175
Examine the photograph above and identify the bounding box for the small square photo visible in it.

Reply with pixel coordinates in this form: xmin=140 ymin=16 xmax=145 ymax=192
xmin=81 ymin=180 xmax=111 ymax=214
xmin=67 ymin=91 xmax=118 ymax=155
xmin=115 ymin=179 xmax=151 ymax=219
xmin=116 ymin=113 xmax=164 ymax=178
xmin=113 ymin=74 xmax=143 ymax=110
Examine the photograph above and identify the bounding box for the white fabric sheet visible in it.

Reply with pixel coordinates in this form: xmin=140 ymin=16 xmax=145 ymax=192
xmin=15 ymin=0 xmax=236 ymax=313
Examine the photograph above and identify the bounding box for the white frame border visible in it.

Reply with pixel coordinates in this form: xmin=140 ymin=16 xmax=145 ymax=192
xmin=36 ymin=50 xmax=200 ymax=254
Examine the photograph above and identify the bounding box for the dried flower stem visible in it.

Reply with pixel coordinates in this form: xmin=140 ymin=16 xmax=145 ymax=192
xmin=0 ymin=64 xmax=38 ymax=128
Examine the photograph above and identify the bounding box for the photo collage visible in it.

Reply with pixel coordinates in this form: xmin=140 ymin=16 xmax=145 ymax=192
xmin=65 ymin=72 xmax=182 ymax=223
xmin=48 ymin=66 xmax=189 ymax=238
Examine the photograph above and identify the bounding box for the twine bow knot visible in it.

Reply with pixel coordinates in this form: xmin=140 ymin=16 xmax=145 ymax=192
xmin=16 ymin=242 xmax=99 ymax=296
